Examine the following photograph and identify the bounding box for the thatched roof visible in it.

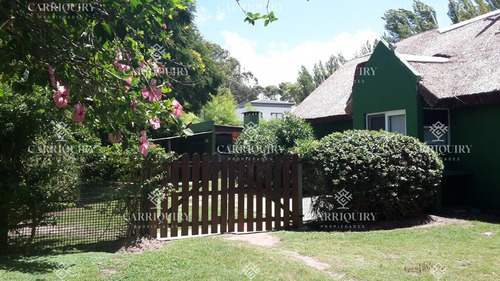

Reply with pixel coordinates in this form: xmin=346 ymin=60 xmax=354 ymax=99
xmin=294 ymin=10 xmax=500 ymax=120
xmin=292 ymin=56 xmax=369 ymax=122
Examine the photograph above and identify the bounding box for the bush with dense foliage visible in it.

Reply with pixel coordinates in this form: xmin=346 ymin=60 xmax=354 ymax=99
xmin=235 ymin=113 xmax=314 ymax=154
xmin=294 ymin=130 xmax=444 ymax=219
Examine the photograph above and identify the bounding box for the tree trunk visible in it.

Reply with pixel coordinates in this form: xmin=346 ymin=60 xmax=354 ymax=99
xmin=0 ymin=203 xmax=9 ymax=255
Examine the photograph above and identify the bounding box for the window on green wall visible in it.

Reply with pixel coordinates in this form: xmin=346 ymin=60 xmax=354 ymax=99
xmin=423 ymin=108 xmax=450 ymax=145
xmin=366 ymin=109 xmax=407 ymax=135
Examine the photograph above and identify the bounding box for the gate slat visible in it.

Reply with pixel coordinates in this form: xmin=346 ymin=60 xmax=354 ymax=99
xmin=237 ymin=158 xmax=245 ymax=232
xmin=191 ymin=154 xmax=200 ymax=235
xmin=292 ymin=155 xmax=302 ymax=228
xmin=283 ymin=154 xmax=291 ymax=230
xmin=161 ymin=193 xmax=169 ymax=238
xmin=228 ymin=158 xmax=236 ymax=232
xmin=211 ymin=154 xmax=219 ymax=234
xmin=149 ymin=200 xmax=157 ymax=238
xmin=265 ymin=155 xmax=273 ymax=231
xmin=160 ymin=162 xmax=170 ymax=238
xmin=220 ymin=155 xmax=228 ymax=233
xmin=201 ymin=154 xmax=210 ymax=234
xmin=274 ymin=154 xmax=282 ymax=230
xmin=181 ymin=154 xmax=190 ymax=236
xmin=247 ymin=157 xmax=255 ymax=232
xmin=170 ymin=159 xmax=180 ymax=237
xmin=255 ymin=155 xmax=263 ymax=231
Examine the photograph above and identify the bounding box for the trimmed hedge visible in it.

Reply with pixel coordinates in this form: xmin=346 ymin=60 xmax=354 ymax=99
xmin=294 ymin=130 xmax=444 ymax=219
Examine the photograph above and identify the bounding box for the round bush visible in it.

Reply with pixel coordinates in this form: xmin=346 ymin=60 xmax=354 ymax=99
xmin=236 ymin=113 xmax=314 ymax=154
xmin=295 ymin=130 xmax=444 ymax=219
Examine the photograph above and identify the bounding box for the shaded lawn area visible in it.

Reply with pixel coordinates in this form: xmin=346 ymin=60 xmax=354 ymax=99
xmin=1 ymin=218 xmax=499 ymax=280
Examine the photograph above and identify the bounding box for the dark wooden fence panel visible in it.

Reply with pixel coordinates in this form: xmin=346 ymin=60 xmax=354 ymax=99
xmin=153 ymin=153 xmax=302 ymax=239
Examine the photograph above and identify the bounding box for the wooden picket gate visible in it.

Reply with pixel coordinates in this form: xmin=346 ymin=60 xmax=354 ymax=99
xmin=149 ymin=153 xmax=302 ymax=239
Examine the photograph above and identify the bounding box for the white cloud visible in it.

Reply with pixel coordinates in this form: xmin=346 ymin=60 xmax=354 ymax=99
xmin=194 ymin=6 xmax=211 ymax=26
xmin=216 ymin=9 xmax=226 ymax=21
xmin=221 ymin=29 xmax=380 ymax=86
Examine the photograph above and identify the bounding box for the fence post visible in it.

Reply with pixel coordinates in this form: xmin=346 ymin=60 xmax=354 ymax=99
xmin=237 ymin=157 xmax=245 ymax=232
xmin=181 ymin=154 xmax=190 ymax=236
xmin=283 ymin=154 xmax=291 ymax=230
xmin=220 ymin=155 xmax=228 ymax=233
xmin=265 ymin=154 xmax=273 ymax=231
xmin=292 ymin=155 xmax=303 ymax=228
xmin=255 ymin=155 xmax=263 ymax=231
xmin=170 ymin=158 xmax=179 ymax=237
xmin=192 ymin=154 xmax=200 ymax=236
xmin=211 ymin=154 xmax=219 ymax=234
xmin=201 ymin=154 xmax=210 ymax=234
xmin=228 ymin=157 xmax=236 ymax=232
xmin=274 ymin=154 xmax=282 ymax=231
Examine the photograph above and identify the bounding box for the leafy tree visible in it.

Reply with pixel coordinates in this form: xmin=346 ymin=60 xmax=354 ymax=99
xmin=263 ymin=85 xmax=281 ymax=100
xmin=205 ymin=42 xmax=259 ymax=104
xmin=448 ymin=0 xmax=497 ymax=23
xmin=201 ymin=88 xmax=241 ymax=126
xmin=354 ymin=40 xmax=380 ymax=58
xmin=235 ymin=113 xmax=314 ymax=154
xmin=180 ymin=112 xmax=202 ymax=124
xmin=0 ymin=83 xmax=96 ymax=253
xmin=382 ymin=0 xmax=438 ymax=42
xmin=0 ymin=0 xmax=221 ymax=252
xmin=0 ymin=0 xmax=202 ymax=154
xmin=296 ymin=66 xmax=315 ymax=103
xmin=279 ymin=82 xmax=302 ymax=103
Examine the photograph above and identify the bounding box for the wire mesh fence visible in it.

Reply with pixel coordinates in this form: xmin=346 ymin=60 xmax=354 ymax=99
xmin=8 ymin=183 xmax=144 ymax=252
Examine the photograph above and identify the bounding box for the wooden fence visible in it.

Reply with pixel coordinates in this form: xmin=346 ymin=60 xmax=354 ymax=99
xmin=149 ymin=153 xmax=302 ymax=239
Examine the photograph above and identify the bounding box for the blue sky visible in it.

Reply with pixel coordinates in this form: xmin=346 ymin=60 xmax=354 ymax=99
xmin=194 ymin=0 xmax=452 ymax=86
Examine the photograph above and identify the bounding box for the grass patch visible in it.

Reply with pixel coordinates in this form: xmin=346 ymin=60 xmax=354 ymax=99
xmin=1 ymin=218 xmax=499 ymax=280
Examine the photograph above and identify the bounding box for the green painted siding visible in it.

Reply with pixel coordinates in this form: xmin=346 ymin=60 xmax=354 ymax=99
xmin=445 ymin=103 xmax=500 ymax=208
xmin=311 ymin=120 xmax=352 ymax=139
xmin=352 ymin=41 xmax=423 ymax=140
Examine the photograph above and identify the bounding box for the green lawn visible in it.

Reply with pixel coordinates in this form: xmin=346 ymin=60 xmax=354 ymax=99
xmin=1 ymin=218 xmax=499 ymax=280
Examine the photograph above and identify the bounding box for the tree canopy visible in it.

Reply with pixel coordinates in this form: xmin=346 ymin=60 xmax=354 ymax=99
xmin=0 ymin=0 xmax=232 ymax=156
xmin=382 ymin=0 xmax=438 ymax=42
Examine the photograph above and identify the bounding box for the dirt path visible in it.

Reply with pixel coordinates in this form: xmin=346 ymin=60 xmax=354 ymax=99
xmin=226 ymin=232 xmax=347 ymax=279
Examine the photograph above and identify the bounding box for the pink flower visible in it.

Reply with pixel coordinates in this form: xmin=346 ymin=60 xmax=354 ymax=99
xmin=139 ymin=130 xmax=149 ymax=157
xmin=130 ymin=99 xmax=138 ymax=110
xmin=172 ymin=100 xmax=183 ymax=117
xmin=141 ymin=79 xmax=163 ymax=102
xmin=52 ymin=85 xmax=70 ymax=108
xmin=125 ymin=77 xmax=132 ymax=93
xmin=48 ymin=66 xmax=57 ymax=87
xmin=71 ymin=103 xmax=86 ymax=123
xmin=114 ymin=52 xmax=131 ymax=73
xmin=150 ymin=117 xmax=161 ymax=130
xmin=108 ymin=131 xmax=123 ymax=143
xmin=162 ymin=24 xmax=167 ymax=30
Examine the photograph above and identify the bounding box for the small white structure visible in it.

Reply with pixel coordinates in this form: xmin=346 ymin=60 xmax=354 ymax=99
xmin=237 ymin=99 xmax=296 ymax=121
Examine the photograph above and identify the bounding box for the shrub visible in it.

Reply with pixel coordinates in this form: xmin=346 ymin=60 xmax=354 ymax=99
xmin=294 ymin=130 xmax=444 ymax=219
xmin=235 ymin=113 xmax=314 ymax=154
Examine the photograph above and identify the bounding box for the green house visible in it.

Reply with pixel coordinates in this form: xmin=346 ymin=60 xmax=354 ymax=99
xmin=293 ymin=10 xmax=500 ymax=209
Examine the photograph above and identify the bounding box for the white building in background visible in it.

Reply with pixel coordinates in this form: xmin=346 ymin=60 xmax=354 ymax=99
xmin=236 ymin=99 xmax=296 ymax=121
